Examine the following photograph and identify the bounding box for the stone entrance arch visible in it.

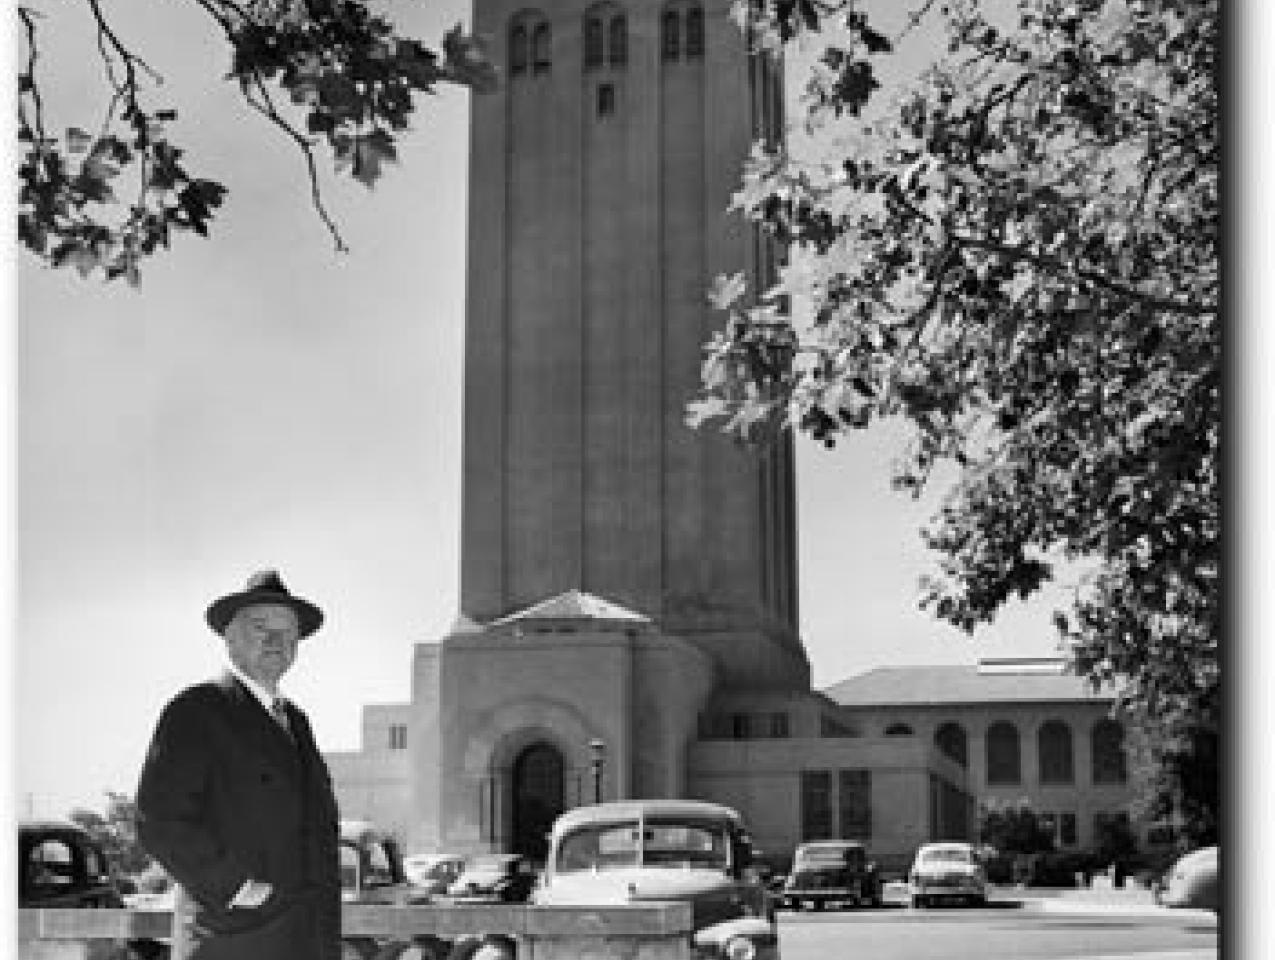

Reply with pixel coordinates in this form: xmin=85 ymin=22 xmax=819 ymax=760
xmin=511 ymin=742 xmax=565 ymax=861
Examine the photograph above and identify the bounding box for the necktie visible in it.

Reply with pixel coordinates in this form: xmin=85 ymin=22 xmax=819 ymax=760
xmin=270 ymin=698 xmax=293 ymax=739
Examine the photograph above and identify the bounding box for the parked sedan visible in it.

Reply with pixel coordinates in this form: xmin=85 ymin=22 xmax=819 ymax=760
xmin=402 ymin=853 xmax=468 ymax=894
xmin=446 ymin=854 xmax=537 ymax=903
xmin=780 ymin=840 xmax=883 ymax=911
xmin=909 ymin=841 xmax=987 ymax=907
xmin=1157 ymin=845 xmax=1219 ymax=912
xmin=18 ymin=820 xmax=124 ymax=909
xmin=535 ymin=799 xmax=780 ymax=960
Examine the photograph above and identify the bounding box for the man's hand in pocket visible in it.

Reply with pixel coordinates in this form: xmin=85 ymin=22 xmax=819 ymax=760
xmin=229 ymin=879 xmax=274 ymax=908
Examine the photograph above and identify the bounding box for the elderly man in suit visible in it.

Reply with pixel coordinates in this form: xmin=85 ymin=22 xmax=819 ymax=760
xmin=137 ymin=570 xmax=341 ymax=960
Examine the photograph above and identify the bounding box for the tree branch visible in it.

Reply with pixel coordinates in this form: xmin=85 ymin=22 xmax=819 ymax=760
xmin=242 ymin=73 xmax=349 ymax=253
xmin=951 ymin=235 xmax=1216 ymax=316
xmin=17 ymin=6 xmax=47 ymax=143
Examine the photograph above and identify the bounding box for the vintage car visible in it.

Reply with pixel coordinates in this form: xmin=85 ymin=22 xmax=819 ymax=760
xmin=1157 ymin=845 xmax=1219 ymax=912
xmin=340 ymin=820 xmax=436 ymax=960
xmin=779 ymin=840 xmax=882 ymax=911
xmin=18 ymin=820 xmax=125 ymax=909
xmin=908 ymin=841 xmax=987 ymax=907
xmin=534 ymin=799 xmax=779 ymax=960
xmin=445 ymin=853 xmax=537 ymax=904
xmin=402 ymin=853 xmax=468 ymax=894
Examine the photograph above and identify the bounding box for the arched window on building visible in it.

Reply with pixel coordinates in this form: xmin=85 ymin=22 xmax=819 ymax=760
xmin=1091 ymin=719 xmax=1127 ymax=784
xmin=1038 ymin=720 xmax=1074 ymax=784
xmin=609 ymin=14 xmax=627 ymax=66
xmin=935 ymin=722 xmax=969 ymax=768
xmin=661 ymin=9 xmax=680 ymax=61
xmin=532 ymin=22 xmax=552 ymax=73
xmin=986 ymin=722 xmax=1021 ymax=784
xmin=584 ymin=15 xmax=604 ymax=70
xmin=509 ymin=23 xmax=529 ymax=76
xmin=884 ymin=722 xmax=914 ymax=736
xmin=686 ymin=6 xmax=704 ymax=58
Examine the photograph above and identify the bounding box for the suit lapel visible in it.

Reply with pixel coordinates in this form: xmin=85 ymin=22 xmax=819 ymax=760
xmin=216 ymin=672 xmax=303 ymax=781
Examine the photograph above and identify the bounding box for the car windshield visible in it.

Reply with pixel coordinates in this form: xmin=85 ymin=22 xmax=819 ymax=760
xmin=920 ymin=847 xmax=974 ymax=864
xmin=463 ymin=856 xmax=513 ymax=876
xmin=797 ymin=847 xmax=862 ymax=867
xmin=555 ymin=819 xmax=730 ymax=873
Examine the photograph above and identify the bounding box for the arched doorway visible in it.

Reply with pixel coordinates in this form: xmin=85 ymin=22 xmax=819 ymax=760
xmin=511 ymin=742 xmax=565 ymax=862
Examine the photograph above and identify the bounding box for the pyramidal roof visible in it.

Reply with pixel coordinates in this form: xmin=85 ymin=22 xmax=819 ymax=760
xmin=490 ymin=589 xmax=651 ymax=627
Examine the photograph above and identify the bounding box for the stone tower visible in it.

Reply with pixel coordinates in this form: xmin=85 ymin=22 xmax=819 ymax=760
xmin=410 ymin=0 xmax=812 ymax=855
xmin=459 ymin=0 xmax=808 ymax=690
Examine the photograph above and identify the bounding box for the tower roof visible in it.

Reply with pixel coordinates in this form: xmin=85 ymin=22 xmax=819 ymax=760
xmin=490 ymin=589 xmax=651 ymax=627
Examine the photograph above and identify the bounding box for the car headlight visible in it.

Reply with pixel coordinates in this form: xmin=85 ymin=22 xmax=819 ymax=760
xmin=724 ymin=936 xmax=757 ymax=960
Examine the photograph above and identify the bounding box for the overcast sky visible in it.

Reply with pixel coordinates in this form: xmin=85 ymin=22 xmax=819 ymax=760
xmin=10 ymin=0 xmax=1173 ymax=822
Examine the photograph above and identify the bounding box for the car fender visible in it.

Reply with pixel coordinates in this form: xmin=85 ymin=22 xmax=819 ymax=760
xmin=693 ymin=915 xmax=778 ymax=949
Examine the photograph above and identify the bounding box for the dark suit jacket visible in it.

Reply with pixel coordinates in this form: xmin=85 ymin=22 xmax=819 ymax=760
xmin=136 ymin=672 xmax=341 ymax=960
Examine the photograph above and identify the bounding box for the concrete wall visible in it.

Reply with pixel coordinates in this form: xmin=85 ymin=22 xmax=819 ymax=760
xmin=326 ymin=704 xmax=412 ymax=841
xmin=436 ymin=622 xmax=716 ymax=854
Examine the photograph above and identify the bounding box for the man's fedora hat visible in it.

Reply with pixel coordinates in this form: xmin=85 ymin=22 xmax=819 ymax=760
xmin=206 ymin=570 xmax=324 ymax=638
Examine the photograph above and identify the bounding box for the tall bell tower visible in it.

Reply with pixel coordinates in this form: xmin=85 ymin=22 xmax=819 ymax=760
xmin=457 ymin=0 xmax=808 ymax=690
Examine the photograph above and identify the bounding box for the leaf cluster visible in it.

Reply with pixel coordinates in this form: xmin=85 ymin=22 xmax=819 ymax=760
xmin=16 ymin=0 xmax=499 ymax=283
xmin=694 ymin=0 xmax=1219 ymax=815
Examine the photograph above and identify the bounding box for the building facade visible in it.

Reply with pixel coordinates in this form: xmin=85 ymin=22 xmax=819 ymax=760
xmin=326 ymin=0 xmax=1142 ymax=874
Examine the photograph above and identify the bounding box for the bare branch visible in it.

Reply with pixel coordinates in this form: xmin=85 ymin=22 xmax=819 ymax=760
xmin=17 ymin=6 xmax=47 ymax=143
xmin=84 ymin=0 xmax=163 ymax=112
xmin=242 ymin=74 xmax=349 ymax=253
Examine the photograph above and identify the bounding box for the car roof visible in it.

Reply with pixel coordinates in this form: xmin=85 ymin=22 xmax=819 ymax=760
xmin=916 ymin=842 xmax=975 ymax=853
xmin=20 ymin=819 xmax=91 ymax=834
xmin=339 ymin=820 xmax=397 ymax=845
xmin=551 ymin=800 xmax=743 ymax=835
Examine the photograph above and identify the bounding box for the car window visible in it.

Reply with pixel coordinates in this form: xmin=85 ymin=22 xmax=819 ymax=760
xmin=339 ymin=845 xmax=360 ymax=891
xmin=365 ymin=842 xmax=396 ymax=886
xmin=798 ymin=846 xmax=863 ymax=867
xmin=920 ymin=847 xmax=973 ymax=863
xmin=28 ymin=838 xmax=77 ymax=889
xmin=82 ymin=844 xmax=106 ymax=880
xmin=557 ymin=822 xmax=641 ymax=873
xmin=643 ymin=821 xmax=729 ymax=870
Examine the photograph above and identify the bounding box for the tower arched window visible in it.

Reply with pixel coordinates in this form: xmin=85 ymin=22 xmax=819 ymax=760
xmin=609 ymin=14 xmax=627 ymax=66
xmin=686 ymin=6 xmax=704 ymax=58
xmin=1038 ymin=720 xmax=1074 ymax=784
xmin=532 ymin=23 xmax=552 ymax=73
xmin=661 ymin=10 xmax=680 ymax=61
xmin=935 ymin=722 xmax=969 ymax=768
xmin=986 ymin=722 xmax=1021 ymax=785
xmin=584 ymin=16 xmax=604 ymax=70
xmin=1091 ymin=719 xmax=1127 ymax=784
xmin=509 ymin=24 xmax=529 ymax=76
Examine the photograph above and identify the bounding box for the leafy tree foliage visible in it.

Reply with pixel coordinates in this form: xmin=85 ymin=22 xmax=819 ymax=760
xmin=978 ymin=803 xmax=1055 ymax=855
xmin=694 ymin=0 xmax=1218 ymax=825
xmin=67 ymin=791 xmax=153 ymax=877
xmin=17 ymin=0 xmax=496 ymax=285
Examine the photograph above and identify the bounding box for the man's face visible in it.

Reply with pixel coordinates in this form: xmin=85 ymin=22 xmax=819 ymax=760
xmin=225 ymin=603 xmax=300 ymax=690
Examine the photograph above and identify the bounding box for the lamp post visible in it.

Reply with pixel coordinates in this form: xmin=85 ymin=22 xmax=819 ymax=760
xmin=588 ymin=738 xmax=606 ymax=804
